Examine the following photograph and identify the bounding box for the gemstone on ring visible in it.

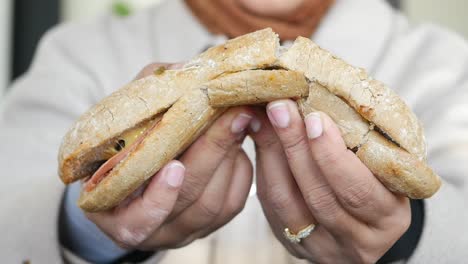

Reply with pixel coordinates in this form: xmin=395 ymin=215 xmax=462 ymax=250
xmin=283 ymin=224 xmax=316 ymax=244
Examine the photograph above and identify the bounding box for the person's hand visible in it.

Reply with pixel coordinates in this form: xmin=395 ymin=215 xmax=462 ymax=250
xmin=85 ymin=63 xmax=254 ymax=251
xmin=249 ymin=99 xmax=411 ymax=263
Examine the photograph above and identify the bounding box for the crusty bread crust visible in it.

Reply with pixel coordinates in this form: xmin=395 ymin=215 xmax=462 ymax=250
xmin=357 ymin=131 xmax=440 ymax=199
xmin=206 ymin=70 xmax=309 ymax=107
xmin=278 ymin=37 xmax=427 ymax=161
xmin=298 ymin=82 xmax=371 ymax=150
xmin=59 ymin=28 xmax=280 ymax=184
xmin=78 ymin=89 xmax=224 ymax=211
xmin=58 ymin=28 xmax=441 ymax=212
xmin=58 ymin=73 xmax=183 ymax=184
xmin=298 ymin=83 xmax=441 ymax=198
xmin=209 ymin=79 xmax=441 ymax=198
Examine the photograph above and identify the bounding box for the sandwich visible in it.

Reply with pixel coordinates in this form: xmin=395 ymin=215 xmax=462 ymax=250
xmin=58 ymin=28 xmax=441 ymax=212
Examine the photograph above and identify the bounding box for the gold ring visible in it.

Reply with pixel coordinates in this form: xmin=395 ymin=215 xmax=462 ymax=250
xmin=283 ymin=224 xmax=316 ymax=244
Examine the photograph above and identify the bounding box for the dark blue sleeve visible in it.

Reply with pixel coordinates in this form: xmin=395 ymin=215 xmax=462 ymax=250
xmin=59 ymin=183 xmax=129 ymax=263
xmin=377 ymin=199 xmax=425 ymax=263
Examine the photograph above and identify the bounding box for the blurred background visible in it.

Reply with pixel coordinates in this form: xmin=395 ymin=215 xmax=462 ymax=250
xmin=1 ymin=0 xmax=467 ymax=101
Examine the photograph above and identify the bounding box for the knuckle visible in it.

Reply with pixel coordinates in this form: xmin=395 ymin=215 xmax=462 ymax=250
xmin=304 ymin=184 xmax=340 ymax=219
xmin=225 ymin=145 xmax=241 ymax=161
xmin=177 ymin=233 xmax=200 ymax=248
xmin=282 ymin=133 xmax=309 ymax=154
xmin=314 ymin=148 xmax=347 ymax=169
xmin=400 ymin=215 xmax=411 ymax=234
xmin=176 ymin=192 xmax=198 ymax=210
xmin=145 ymin=207 xmax=171 ymax=224
xmin=396 ymin=203 xmax=412 ymax=233
xmin=202 ymin=134 xmax=233 ymax=157
xmin=355 ymin=250 xmax=379 ymax=264
xmin=177 ymin=171 xmax=206 ymax=205
xmin=142 ymin=197 xmax=171 ymax=222
xmin=197 ymin=198 xmax=223 ymax=220
xmin=282 ymin=135 xmax=310 ymax=159
xmin=339 ymin=180 xmax=377 ymax=209
xmin=226 ymin=198 xmax=246 ymax=218
xmin=348 ymin=239 xmax=381 ymax=264
xmin=113 ymin=226 xmax=147 ymax=249
xmin=149 ymin=236 xmax=182 ymax=250
xmin=267 ymin=184 xmax=295 ymax=213
xmin=256 ymin=136 xmax=283 ymax=154
xmin=379 ymin=198 xmax=411 ymax=234
xmin=210 ymin=136 xmax=233 ymax=154
xmin=143 ymin=226 xmax=187 ymax=250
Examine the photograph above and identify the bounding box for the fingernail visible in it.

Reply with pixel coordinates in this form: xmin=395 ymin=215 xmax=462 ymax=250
xmin=164 ymin=162 xmax=185 ymax=188
xmin=268 ymin=102 xmax=290 ymax=128
xmin=250 ymin=117 xmax=261 ymax=133
xmin=231 ymin=113 xmax=253 ymax=134
xmin=305 ymin=112 xmax=323 ymax=139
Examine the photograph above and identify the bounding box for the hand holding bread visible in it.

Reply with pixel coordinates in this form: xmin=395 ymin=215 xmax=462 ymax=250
xmin=251 ymin=101 xmax=413 ymax=263
xmin=58 ymin=28 xmax=441 ymax=212
xmin=84 ymin=63 xmax=255 ymax=250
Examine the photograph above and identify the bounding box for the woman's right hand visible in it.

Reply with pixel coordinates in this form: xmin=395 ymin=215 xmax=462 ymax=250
xmin=85 ymin=63 xmax=254 ymax=250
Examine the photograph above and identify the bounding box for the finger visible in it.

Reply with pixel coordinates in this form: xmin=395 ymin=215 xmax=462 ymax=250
xmin=258 ymin=190 xmax=315 ymax=260
xmin=256 ymin=165 xmax=340 ymax=263
xmin=147 ymin=145 xmax=241 ymax=248
xmin=248 ymin=113 xmax=340 ymax=261
xmin=134 ymin=62 xmax=184 ymax=80
xmin=86 ymin=160 xmax=185 ymax=248
xmin=250 ymin=108 xmax=332 ymax=260
xmin=249 ymin=108 xmax=315 ymax=233
xmin=304 ymin=112 xmax=405 ymax=224
xmin=265 ymin=100 xmax=356 ymax=232
xmin=196 ymin=150 xmax=253 ymax=239
xmin=172 ymin=107 xmax=254 ymax=216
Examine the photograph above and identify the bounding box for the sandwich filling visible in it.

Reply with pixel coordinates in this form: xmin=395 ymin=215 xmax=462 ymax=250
xmin=83 ymin=117 xmax=161 ymax=192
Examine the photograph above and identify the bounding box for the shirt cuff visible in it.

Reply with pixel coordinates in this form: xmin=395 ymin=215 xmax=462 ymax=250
xmin=59 ymin=182 xmax=129 ymax=263
xmin=377 ymin=199 xmax=424 ymax=263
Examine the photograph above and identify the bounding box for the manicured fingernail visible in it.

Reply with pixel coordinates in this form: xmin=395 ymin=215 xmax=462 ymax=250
xmin=250 ymin=117 xmax=261 ymax=133
xmin=268 ymin=102 xmax=290 ymax=128
xmin=231 ymin=113 xmax=253 ymax=134
xmin=305 ymin=112 xmax=323 ymax=139
xmin=165 ymin=162 xmax=185 ymax=187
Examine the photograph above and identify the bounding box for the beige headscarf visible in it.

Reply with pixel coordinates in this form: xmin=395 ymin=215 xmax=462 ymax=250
xmin=185 ymin=0 xmax=335 ymax=41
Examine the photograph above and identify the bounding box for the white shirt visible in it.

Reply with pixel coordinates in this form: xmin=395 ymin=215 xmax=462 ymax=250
xmin=1 ymin=0 xmax=467 ymax=263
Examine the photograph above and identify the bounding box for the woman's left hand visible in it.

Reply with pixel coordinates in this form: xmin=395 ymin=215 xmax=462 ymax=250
xmin=248 ymin=99 xmax=411 ymax=264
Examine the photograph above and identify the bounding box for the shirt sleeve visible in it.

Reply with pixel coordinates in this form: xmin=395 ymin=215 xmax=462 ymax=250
xmin=377 ymin=199 xmax=424 ymax=263
xmin=60 ymin=183 xmax=129 ymax=263
xmin=0 ymin=21 xmax=157 ymax=262
xmin=0 ymin=25 xmax=105 ymax=262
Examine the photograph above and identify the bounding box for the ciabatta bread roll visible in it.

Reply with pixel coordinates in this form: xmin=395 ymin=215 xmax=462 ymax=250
xmin=58 ymin=28 xmax=441 ymax=212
